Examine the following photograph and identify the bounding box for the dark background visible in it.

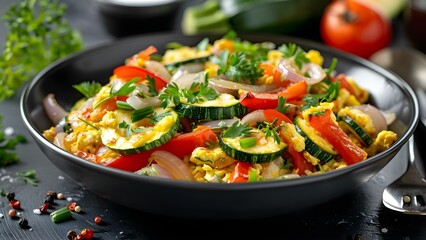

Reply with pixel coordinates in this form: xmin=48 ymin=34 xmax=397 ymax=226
xmin=1 ymin=0 xmax=426 ymax=239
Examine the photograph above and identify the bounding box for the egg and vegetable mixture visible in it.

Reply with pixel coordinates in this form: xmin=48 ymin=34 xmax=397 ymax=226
xmin=43 ymin=34 xmax=397 ymax=183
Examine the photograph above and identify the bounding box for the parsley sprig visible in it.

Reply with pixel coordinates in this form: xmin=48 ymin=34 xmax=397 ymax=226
xmin=0 ymin=0 xmax=83 ymax=101
xmin=278 ymin=43 xmax=309 ymax=69
xmin=16 ymin=169 xmax=39 ymax=187
xmin=222 ymin=121 xmax=252 ymax=138
xmin=0 ymin=116 xmax=26 ymax=167
xmin=212 ymin=50 xmax=263 ymax=84
xmin=73 ymin=81 xmax=102 ymax=99
xmin=258 ymin=119 xmax=281 ymax=144
xmin=158 ymin=76 xmax=218 ymax=108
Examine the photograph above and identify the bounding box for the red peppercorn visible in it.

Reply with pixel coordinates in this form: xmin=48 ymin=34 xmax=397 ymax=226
xmin=39 ymin=202 xmax=49 ymax=213
xmin=94 ymin=216 xmax=102 ymax=225
xmin=9 ymin=199 xmax=21 ymax=209
xmin=68 ymin=202 xmax=77 ymax=211
xmin=80 ymin=228 xmax=93 ymax=239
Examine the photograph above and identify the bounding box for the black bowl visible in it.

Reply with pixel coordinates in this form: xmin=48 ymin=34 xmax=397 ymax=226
xmin=20 ymin=33 xmax=418 ymax=219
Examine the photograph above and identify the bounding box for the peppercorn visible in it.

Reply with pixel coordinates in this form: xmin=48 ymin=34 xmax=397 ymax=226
xmin=47 ymin=191 xmax=57 ymax=199
xmin=44 ymin=195 xmax=55 ymax=207
xmin=8 ymin=209 xmax=16 ymax=218
xmin=39 ymin=202 xmax=49 ymax=213
xmin=80 ymin=228 xmax=93 ymax=239
xmin=67 ymin=230 xmax=78 ymax=240
xmin=94 ymin=216 xmax=102 ymax=225
xmin=57 ymin=193 xmax=65 ymax=200
xmin=18 ymin=217 xmax=29 ymax=228
xmin=9 ymin=199 xmax=21 ymax=209
xmin=6 ymin=192 xmax=15 ymax=201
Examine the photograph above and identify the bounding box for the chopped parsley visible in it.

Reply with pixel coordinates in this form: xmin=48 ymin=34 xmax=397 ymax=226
xmin=258 ymin=119 xmax=281 ymax=144
xmin=278 ymin=43 xmax=309 ymax=69
xmin=222 ymin=121 xmax=252 ymax=138
xmin=73 ymin=81 xmax=102 ymax=99
xmin=0 ymin=116 xmax=27 ymax=167
xmin=94 ymin=78 xmax=138 ymax=109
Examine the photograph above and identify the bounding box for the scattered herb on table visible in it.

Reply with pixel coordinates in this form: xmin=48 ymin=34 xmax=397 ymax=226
xmin=0 ymin=115 xmax=27 ymax=167
xmin=0 ymin=0 xmax=84 ymax=101
xmin=16 ymin=169 xmax=39 ymax=186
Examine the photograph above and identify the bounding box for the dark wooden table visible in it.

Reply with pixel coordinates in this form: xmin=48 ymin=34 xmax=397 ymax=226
xmin=1 ymin=1 xmax=426 ymax=239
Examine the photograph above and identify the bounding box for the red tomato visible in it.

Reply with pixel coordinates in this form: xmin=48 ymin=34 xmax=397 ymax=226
xmin=320 ymin=0 xmax=392 ymax=59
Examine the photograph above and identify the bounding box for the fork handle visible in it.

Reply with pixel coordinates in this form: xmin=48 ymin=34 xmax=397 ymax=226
xmin=400 ymin=136 xmax=426 ymax=184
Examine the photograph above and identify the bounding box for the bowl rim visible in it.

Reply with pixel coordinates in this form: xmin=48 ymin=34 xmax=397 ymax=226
xmin=20 ymin=32 xmax=420 ymax=191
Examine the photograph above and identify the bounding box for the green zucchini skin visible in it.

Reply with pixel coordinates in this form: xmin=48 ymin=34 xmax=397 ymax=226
xmin=165 ymin=55 xmax=211 ymax=72
xmin=224 ymin=0 xmax=330 ymax=34
xmin=338 ymin=116 xmax=373 ymax=146
xmin=101 ymin=109 xmax=180 ymax=155
xmin=294 ymin=116 xmax=336 ymax=163
xmin=175 ymin=102 xmax=247 ymax=121
xmin=219 ymin=133 xmax=286 ymax=164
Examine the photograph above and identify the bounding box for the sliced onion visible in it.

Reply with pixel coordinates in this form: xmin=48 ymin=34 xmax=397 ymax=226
xmin=172 ymin=72 xmax=206 ymax=89
xmin=126 ymin=95 xmax=161 ymax=110
xmin=53 ymin=132 xmax=67 ymax=150
xmin=382 ymin=111 xmax=397 ymax=126
xmin=352 ymin=104 xmax=388 ymax=132
xmin=241 ymin=109 xmax=265 ymax=124
xmin=151 ymin=164 xmax=174 ymax=179
xmin=145 ymin=60 xmax=171 ymax=82
xmin=261 ymin=157 xmax=283 ymax=180
xmin=278 ymin=60 xmax=326 ymax=85
xmin=198 ymin=118 xmax=240 ymax=129
xmin=176 ymin=62 xmax=204 ymax=73
xmin=43 ymin=93 xmax=68 ymax=125
xmin=208 ymin=78 xmax=278 ymax=93
xmin=150 ymin=151 xmax=193 ymax=181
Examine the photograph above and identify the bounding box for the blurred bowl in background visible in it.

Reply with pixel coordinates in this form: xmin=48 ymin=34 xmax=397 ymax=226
xmin=95 ymin=0 xmax=184 ymax=37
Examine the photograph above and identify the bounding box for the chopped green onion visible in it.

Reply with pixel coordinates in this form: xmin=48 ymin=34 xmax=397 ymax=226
xmin=116 ymin=101 xmax=133 ymax=110
xmin=132 ymin=106 xmax=154 ymax=122
xmin=239 ymin=137 xmax=257 ymax=148
xmin=50 ymin=207 xmax=72 ymax=223
xmin=248 ymin=169 xmax=258 ymax=182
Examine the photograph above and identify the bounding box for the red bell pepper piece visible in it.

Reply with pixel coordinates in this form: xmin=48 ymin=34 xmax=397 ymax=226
xmin=308 ymin=109 xmax=367 ymax=165
xmin=239 ymin=81 xmax=308 ymax=110
xmin=113 ymin=65 xmax=167 ymax=92
xmin=229 ymin=161 xmax=252 ymax=183
xmin=105 ymin=127 xmax=217 ymax=172
xmin=264 ymin=109 xmax=313 ymax=175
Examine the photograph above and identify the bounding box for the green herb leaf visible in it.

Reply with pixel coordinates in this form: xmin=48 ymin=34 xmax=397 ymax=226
xmin=222 ymin=121 xmax=252 ymax=138
xmin=73 ymin=81 xmax=102 ymax=99
xmin=0 ymin=116 xmax=27 ymax=167
xmin=132 ymin=106 xmax=154 ymax=122
xmin=258 ymin=120 xmax=281 ymax=144
xmin=213 ymin=50 xmax=263 ymax=84
xmin=94 ymin=78 xmax=138 ymax=109
xmin=278 ymin=43 xmax=309 ymax=69
xmin=16 ymin=169 xmax=38 ymax=186
xmin=77 ymin=117 xmax=99 ymax=130
xmin=146 ymin=75 xmax=158 ymax=96
xmin=277 ymin=96 xmax=290 ymax=114
xmin=0 ymin=0 xmax=83 ymax=101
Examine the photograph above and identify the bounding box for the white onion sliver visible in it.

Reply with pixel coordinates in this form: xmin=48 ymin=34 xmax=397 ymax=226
xmin=172 ymin=72 xmax=206 ymax=90
xmin=278 ymin=60 xmax=325 ymax=85
xmin=151 ymin=151 xmax=193 ymax=181
xmin=53 ymin=132 xmax=68 ymax=150
xmin=145 ymin=60 xmax=171 ymax=82
xmin=43 ymin=93 xmax=68 ymax=125
xmin=126 ymin=96 xmax=161 ymax=110
xmin=352 ymin=104 xmax=388 ymax=132
xmin=241 ymin=110 xmax=265 ymax=124
xmin=208 ymin=78 xmax=278 ymax=93
xmin=151 ymin=164 xmax=174 ymax=179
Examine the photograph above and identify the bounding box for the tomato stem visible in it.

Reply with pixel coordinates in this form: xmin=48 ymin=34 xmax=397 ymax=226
xmin=341 ymin=0 xmax=357 ymax=23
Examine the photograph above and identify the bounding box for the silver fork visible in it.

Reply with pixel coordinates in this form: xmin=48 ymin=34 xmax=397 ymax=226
xmin=382 ymin=136 xmax=426 ymax=215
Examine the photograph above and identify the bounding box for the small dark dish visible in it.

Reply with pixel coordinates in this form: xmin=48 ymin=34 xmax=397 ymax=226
xmin=21 ymin=33 xmax=418 ymax=219
xmin=95 ymin=0 xmax=183 ymax=37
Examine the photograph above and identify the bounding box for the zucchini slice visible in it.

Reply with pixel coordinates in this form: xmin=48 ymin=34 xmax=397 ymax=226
xmin=219 ymin=128 xmax=286 ymax=164
xmin=294 ymin=116 xmax=337 ymax=162
xmin=175 ymin=93 xmax=247 ymax=120
xmin=100 ymin=108 xmax=180 ymax=154
xmin=338 ymin=116 xmax=373 ymax=146
xmin=165 ymin=55 xmax=211 ymax=72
